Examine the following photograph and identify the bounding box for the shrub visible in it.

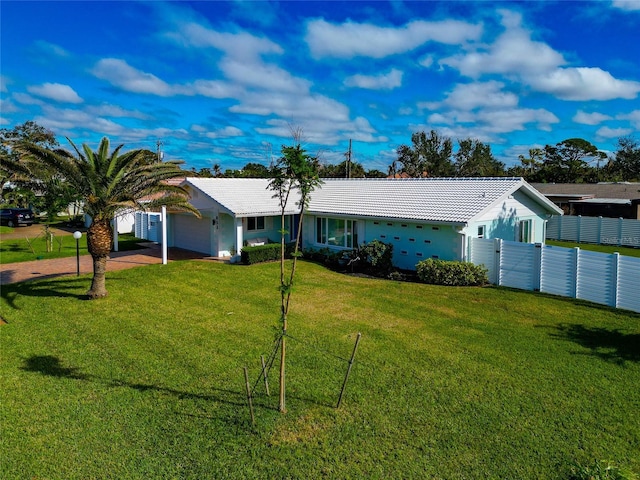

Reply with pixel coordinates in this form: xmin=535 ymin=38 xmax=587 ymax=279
xmin=302 ymin=247 xmax=345 ymax=268
xmin=415 ymin=259 xmax=488 ymax=286
xmin=348 ymin=239 xmax=394 ymax=277
xmin=241 ymin=242 xmax=296 ymax=265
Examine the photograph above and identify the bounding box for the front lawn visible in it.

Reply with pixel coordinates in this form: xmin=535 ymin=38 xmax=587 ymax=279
xmin=0 ymin=232 xmax=144 ymax=263
xmin=1 ymin=260 xmax=638 ymax=479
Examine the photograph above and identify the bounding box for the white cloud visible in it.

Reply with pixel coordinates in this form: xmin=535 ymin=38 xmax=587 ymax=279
xmin=205 ymin=126 xmax=244 ymax=138
xmin=305 ymin=18 xmax=482 ymax=59
xmin=596 ymin=126 xmax=634 ymax=138
xmin=440 ymin=10 xmax=640 ymax=102
xmin=427 ymin=81 xmax=519 ymax=111
xmin=344 ymin=69 xmax=403 ymax=90
xmin=91 ymin=58 xmax=174 ymax=96
xmin=612 ymin=0 xmax=640 ymax=11
xmin=440 ymin=10 xmax=565 ymax=78
xmin=0 ymin=75 xmax=7 ymax=93
xmin=419 ymin=55 xmax=434 ymax=68
xmin=0 ymin=98 xmax=19 ymax=114
xmin=85 ymin=104 xmax=150 ymax=120
xmin=617 ymin=109 xmax=640 ymax=128
xmin=13 ymin=92 xmax=45 ymax=105
xmin=220 ymin=57 xmax=311 ymax=93
xmin=27 ymin=83 xmax=83 ymax=103
xmin=573 ymin=110 xmax=613 ymax=125
xmin=530 ymin=67 xmax=640 ymax=101
xmin=190 ymin=80 xmax=241 ymax=99
xmin=33 ymin=40 xmax=71 ymax=58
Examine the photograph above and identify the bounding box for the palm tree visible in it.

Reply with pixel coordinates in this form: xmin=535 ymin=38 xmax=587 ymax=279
xmin=18 ymin=137 xmax=199 ymax=299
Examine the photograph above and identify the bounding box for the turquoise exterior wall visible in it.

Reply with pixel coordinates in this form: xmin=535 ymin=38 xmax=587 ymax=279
xmin=303 ymin=215 xmax=463 ymax=270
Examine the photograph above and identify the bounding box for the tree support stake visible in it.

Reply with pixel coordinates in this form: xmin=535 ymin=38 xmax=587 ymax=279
xmin=336 ymin=332 xmax=362 ymax=408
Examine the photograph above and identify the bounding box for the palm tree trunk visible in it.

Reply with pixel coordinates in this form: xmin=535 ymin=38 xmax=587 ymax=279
xmin=86 ymin=218 xmax=113 ymax=299
xmin=87 ymin=255 xmax=109 ymax=299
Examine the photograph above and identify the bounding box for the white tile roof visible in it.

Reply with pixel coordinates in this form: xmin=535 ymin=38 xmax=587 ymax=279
xmin=310 ymin=177 xmax=529 ymax=223
xmin=185 ymin=177 xmax=561 ymax=223
xmin=185 ymin=178 xmax=299 ymax=216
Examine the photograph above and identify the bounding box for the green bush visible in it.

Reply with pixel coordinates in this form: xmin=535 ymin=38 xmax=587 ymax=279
xmin=415 ymin=258 xmax=488 ymax=286
xmin=302 ymin=247 xmax=345 ymax=268
xmin=347 ymin=239 xmax=394 ymax=277
xmin=241 ymin=242 xmax=296 ymax=265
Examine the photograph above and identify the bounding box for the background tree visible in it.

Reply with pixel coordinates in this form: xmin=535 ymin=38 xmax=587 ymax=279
xmin=606 ymin=136 xmax=640 ymax=181
xmin=17 ymin=137 xmax=199 ymax=299
xmin=454 ymin=138 xmax=505 ymax=177
xmin=395 ymin=130 xmax=455 ymax=178
xmin=0 ymin=121 xmax=61 ymax=207
xmin=540 ymin=138 xmax=603 ymax=183
xmin=320 ymin=160 xmax=366 ymax=178
xmin=268 ymin=140 xmax=322 ymax=413
xmin=507 ymin=148 xmax=544 ymax=181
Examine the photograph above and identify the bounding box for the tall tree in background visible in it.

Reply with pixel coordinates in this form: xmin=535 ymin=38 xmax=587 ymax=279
xmin=268 ymin=140 xmax=322 ymax=413
xmin=454 ymin=138 xmax=505 ymax=177
xmin=320 ymin=160 xmax=366 ymax=178
xmin=17 ymin=137 xmax=199 ymax=299
xmin=0 ymin=121 xmax=61 ymax=207
xmin=395 ymin=130 xmax=455 ymax=177
xmin=607 ymin=136 xmax=640 ymax=181
xmin=541 ymin=138 xmax=604 ymax=183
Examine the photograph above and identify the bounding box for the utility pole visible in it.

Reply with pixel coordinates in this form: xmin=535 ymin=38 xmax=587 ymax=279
xmin=156 ymin=140 xmax=164 ymax=163
xmin=345 ymin=139 xmax=352 ymax=178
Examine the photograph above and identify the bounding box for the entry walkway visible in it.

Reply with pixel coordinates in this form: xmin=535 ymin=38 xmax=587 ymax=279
xmin=0 ymin=244 xmax=206 ymax=285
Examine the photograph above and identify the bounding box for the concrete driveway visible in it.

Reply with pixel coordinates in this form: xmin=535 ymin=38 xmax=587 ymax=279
xmin=0 ymin=224 xmax=206 ymax=285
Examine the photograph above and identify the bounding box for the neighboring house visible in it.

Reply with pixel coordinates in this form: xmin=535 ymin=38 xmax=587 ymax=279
xmin=532 ymin=182 xmax=640 ymax=219
xmin=167 ymin=177 xmax=562 ymax=270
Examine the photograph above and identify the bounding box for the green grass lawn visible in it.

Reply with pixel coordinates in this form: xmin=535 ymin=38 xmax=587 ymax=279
xmin=0 ymin=231 xmax=144 ymax=263
xmin=1 ymin=260 xmax=639 ymax=479
xmin=546 ymin=239 xmax=640 ymax=258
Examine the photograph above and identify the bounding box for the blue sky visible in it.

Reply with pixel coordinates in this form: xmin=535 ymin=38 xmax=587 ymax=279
xmin=1 ymin=1 xmax=639 ymax=172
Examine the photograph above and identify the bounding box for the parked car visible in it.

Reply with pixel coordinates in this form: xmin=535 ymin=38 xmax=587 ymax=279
xmin=0 ymin=208 xmax=35 ymax=227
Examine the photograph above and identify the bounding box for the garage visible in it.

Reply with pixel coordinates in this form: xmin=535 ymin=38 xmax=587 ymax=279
xmin=172 ymin=214 xmax=211 ymax=254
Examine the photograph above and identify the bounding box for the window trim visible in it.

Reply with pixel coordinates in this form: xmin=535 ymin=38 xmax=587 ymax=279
xmin=315 ymin=217 xmax=357 ymax=248
xmin=247 ymin=216 xmax=265 ymax=231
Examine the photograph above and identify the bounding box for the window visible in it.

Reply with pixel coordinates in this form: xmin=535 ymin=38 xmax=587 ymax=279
xmin=247 ymin=216 xmax=265 ymax=231
xmin=519 ymin=219 xmax=533 ymax=243
xmin=316 ymin=218 xmax=358 ymax=248
xmin=477 ymin=225 xmax=485 ymax=239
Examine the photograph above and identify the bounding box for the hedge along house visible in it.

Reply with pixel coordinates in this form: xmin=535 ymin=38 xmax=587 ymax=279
xmin=169 ymin=177 xmax=562 ymax=268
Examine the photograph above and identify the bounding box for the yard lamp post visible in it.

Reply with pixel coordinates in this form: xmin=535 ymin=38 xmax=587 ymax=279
xmin=73 ymin=231 xmax=82 ymax=276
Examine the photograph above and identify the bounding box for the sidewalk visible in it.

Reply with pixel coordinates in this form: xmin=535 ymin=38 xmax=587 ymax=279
xmin=0 ymin=244 xmax=206 ymax=285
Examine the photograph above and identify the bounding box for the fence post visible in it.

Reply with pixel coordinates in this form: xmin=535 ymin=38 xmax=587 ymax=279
xmin=533 ymin=243 xmax=542 ymax=291
xmin=494 ymin=239 xmax=502 ymax=286
xmin=573 ymin=247 xmax=580 ymax=300
xmin=597 ymin=216 xmax=603 ymax=245
xmin=577 ymin=215 xmax=582 ymax=243
xmin=618 ymin=217 xmax=624 ymax=246
xmin=612 ymin=252 xmax=620 ymax=308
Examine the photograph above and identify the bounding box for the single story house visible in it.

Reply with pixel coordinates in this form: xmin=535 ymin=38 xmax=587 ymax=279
xmin=532 ymin=182 xmax=640 ymax=219
xmin=163 ymin=177 xmax=562 ymax=270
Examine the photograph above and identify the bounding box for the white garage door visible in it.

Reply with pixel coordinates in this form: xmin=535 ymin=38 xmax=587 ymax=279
xmin=172 ymin=214 xmax=211 ymax=254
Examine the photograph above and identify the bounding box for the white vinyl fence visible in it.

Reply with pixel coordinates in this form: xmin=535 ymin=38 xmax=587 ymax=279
xmin=134 ymin=212 xmax=162 ymax=242
xmin=469 ymin=237 xmax=640 ymax=313
xmin=547 ymin=215 xmax=640 ymax=248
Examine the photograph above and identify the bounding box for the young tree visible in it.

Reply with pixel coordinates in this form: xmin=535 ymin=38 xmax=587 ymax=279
xmin=268 ymin=141 xmax=322 ymax=413
xmin=17 ymin=137 xmax=199 ymax=299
